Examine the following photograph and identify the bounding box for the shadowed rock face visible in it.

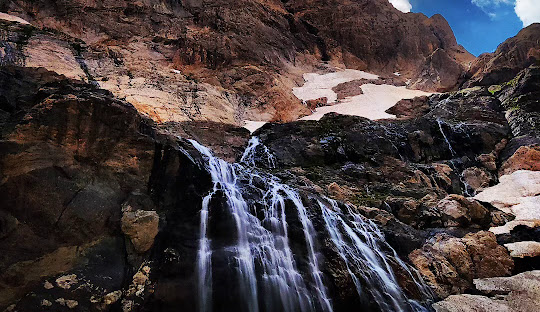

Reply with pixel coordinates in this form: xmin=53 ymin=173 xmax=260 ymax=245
xmin=0 ymin=65 xmax=219 ymax=310
xmin=466 ymin=23 xmax=540 ymax=87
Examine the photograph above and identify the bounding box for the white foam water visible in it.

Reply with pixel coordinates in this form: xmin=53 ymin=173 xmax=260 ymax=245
xmin=189 ymin=138 xmax=431 ymax=312
xmin=191 ymin=139 xmax=330 ymax=312
xmin=319 ymin=198 xmax=432 ymax=312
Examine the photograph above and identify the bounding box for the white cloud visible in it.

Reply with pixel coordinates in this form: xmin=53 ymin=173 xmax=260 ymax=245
xmin=471 ymin=0 xmax=514 ymax=20
xmin=388 ymin=0 xmax=412 ymax=13
xmin=471 ymin=0 xmax=514 ymax=8
xmin=515 ymin=0 xmax=540 ymax=27
xmin=471 ymin=0 xmax=540 ymax=27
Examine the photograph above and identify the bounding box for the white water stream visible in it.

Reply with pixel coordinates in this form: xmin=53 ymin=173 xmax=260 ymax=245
xmin=189 ymin=137 xmax=431 ymax=312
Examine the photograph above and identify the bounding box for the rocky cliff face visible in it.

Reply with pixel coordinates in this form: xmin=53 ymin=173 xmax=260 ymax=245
xmin=1 ymin=0 xmax=473 ymax=126
xmin=285 ymin=1 xmax=475 ymax=91
xmin=1 ymin=2 xmax=540 ymax=312
xmin=466 ymin=23 xmax=540 ymax=87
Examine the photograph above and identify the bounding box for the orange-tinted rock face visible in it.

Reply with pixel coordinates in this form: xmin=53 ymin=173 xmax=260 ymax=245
xmin=500 ymin=145 xmax=540 ymax=176
xmin=3 ymin=0 xmax=474 ymax=125
xmin=409 ymin=231 xmax=514 ymax=299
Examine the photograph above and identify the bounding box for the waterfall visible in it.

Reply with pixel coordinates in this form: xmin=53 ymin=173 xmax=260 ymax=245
xmin=189 ymin=137 xmax=431 ymax=312
xmin=319 ymin=198 xmax=431 ymax=312
xmin=240 ymin=136 xmax=276 ymax=168
xmin=190 ymin=139 xmax=259 ymax=312
xmin=436 ymin=119 xmax=456 ymax=157
xmin=191 ymin=139 xmax=330 ymax=312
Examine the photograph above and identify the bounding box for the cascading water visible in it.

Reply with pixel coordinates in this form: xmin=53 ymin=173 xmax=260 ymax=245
xmin=240 ymin=136 xmax=276 ymax=168
xmin=436 ymin=119 xmax=456 ymax=157
xmin=191 ymin=138 xmax=330 ymax=312
xmin=319 ymin=198 xmax=432 ymax=312
xmin=189 ymin=137 xmax=432 ymax=312
xmin=379 ymin=124 xmax=405 ymax=161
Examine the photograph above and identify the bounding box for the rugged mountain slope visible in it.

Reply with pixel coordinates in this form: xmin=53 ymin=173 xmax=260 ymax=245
xmin=285 ymin=0 xmax=475 ymax=91
xmin=466 ymin=23 xmax=540 ymax=87
xmin=4 ymin=63 xmax=540 ymax=311
xmin=1 ymin=0 xmax=473 ymax=126
xmin=1 ymin=2 xmax=540 ymax=312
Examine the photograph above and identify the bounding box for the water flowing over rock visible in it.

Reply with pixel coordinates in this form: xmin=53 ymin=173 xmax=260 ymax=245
xmin=186 ymin=137 xmax=432 ymax=312
xmin=2 ymin=2 xmax=540 ymax=311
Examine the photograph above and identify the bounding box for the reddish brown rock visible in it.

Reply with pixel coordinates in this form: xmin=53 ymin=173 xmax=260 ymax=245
xmin=386 ymin=96 xmax=430 ymax=119
xmin=466 ymin=24 xmax=540 ymax=87
xmin=436 ymin=195 xmax=490 ymax=228
xmin=477 ymin=153 xmax=498 ymax=171
xmin=332 ymin=80 xmax=366 ymax=100
xmin=305 ymin=97 xmax=328 ymax=111
xmin=499 ymin=145 xmax=540 ymax=176
xmin=461 ymin=167 xmax=492 ymax=194
xmin=409 ymin=231 xmax=514 ymax=298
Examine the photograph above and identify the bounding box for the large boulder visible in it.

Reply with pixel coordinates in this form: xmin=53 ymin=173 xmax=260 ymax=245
xmin=409 ymin=231 xmax=514 ymax=298
xmin=499 ymin=145 xmax=540 ymax=176
xmin=436 ymin=195 xmax=490 ymax=228
xmin=386 ymin=96 xmax=430 ymax=119
xmin=121 ymin=207 xmax=159 ymax=254
xmin=433 ymin=271 xmax=540 ymax=312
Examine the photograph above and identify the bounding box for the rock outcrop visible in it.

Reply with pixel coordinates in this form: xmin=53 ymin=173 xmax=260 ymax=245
xmin=436 ymin=195 xmax=490 ymax=228
xmin=433 ymin=271 xmax=540 ymax=312
xmin=285 ymin=1 xmax=474 ymax=91
xmin=499 ymin=145 xmax=540 ymax=176
xmin=386 ymin=96 xmax=430 ymax=119
xmin=466 ymin=24 xmax=540 ymax=87
xmin=409 ymin=231 xmax=514 ymax=299
xmin=1 ymin=0 xmax=474 ymax=128
xmin=0 ymin=65 xmax=216 ymax=310
xmin=121 ymin=206 xmax=159 ymax=254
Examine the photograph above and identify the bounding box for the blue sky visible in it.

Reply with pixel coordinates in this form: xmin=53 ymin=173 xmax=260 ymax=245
xmin=389 ymin=0 xmax=540 ymax=56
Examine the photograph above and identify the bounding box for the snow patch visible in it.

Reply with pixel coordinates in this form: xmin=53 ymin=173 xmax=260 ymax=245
xmin=299 ymin=83 xmax=431 ymax=121
xmin=292 ymin=69 xmax=379 ymax=104
xmin=243 ymin=120 xmax=267 ymax=133
xmin=475 ymin=170 xmax=540 ymax=235
xmin=0 ymin=12 xmax=30 ymax=25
